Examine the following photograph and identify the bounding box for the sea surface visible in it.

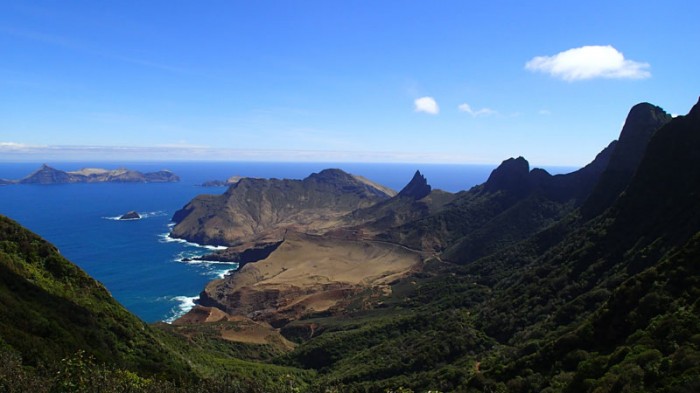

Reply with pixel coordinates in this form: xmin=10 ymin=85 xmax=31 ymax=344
xmin=0 ymin=161 xmax=575 ymax=322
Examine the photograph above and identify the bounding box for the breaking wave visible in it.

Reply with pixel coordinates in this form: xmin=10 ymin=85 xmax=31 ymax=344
xmin=102 ymin=211 xmax=168 ymax=221
xmin=163 ymin=295 xmax=199 ymax=323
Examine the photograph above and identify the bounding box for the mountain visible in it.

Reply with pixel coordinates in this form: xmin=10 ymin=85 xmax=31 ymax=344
xmin=16 ymin=164 xmax=179 ymax=184
xmin=335 ymin=170 xmax=455 ymax=242
xmin=397 ymin=170 xmax=432 ymax=199
xmin=170 ymin=168 xmax=396 ymax=246
xmin=371 ymin=137 xmax=616 ymax=261
xmin=168 ymin=98 xmax=697 ymax=392
xmin=275 ymin=98 xmax=700 ymax=392
xmin=581 ymin=102 xmax=671 ymax=218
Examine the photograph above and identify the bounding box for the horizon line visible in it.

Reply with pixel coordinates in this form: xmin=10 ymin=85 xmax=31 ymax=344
xmin=0 ymin=144 xmax=585 ymax=168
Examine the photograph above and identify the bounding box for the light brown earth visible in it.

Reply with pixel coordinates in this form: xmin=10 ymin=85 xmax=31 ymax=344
xmin=186 ymin=231 xmax=423 ymax=326
xmin=174 ymin=305 xmax=295 ymax=350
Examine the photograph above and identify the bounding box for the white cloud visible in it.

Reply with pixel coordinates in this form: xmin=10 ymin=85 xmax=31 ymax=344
xmin=538 ymin=109 xmax=552 ymax=115
xmin=458 ymin=103 xmax=497 ymax=117
xmin=525 ymin=45 xmax=650 ymax=81
xmin=414 ymin=96 xmax=439 ymax=115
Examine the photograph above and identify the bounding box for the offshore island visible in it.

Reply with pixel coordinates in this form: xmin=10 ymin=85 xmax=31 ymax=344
xmin=0 ymin=163 xmax=179 ymax=184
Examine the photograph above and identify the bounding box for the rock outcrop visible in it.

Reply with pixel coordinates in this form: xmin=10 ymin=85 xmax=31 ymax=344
xmin=582 ymin=102 xmax=672 ymax=218
xmin=119 ymin=211 xmax=141 ymax=220
xmin=396 ymin=170 xmax=432 ymax=200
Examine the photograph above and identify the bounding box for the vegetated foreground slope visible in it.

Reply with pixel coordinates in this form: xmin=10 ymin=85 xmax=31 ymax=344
xmin=0 ymin=214 xmax=316 ymax=392
xmin=0 ymin=215 xmax=192 ymax=378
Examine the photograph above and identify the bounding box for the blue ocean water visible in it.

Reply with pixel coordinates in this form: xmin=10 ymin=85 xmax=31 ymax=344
xmin=0 ymin=162 xmax=575 ymax=322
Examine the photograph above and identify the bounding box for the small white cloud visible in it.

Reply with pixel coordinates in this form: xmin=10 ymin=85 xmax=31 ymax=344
xmin=525 ymin=45 xmax=650 ymax=81
xmin=539 ymin=109 xmax=552 ymax=115
xmin=414 ymin=96 xmax=439 ymax=115
xmin=458 ymin=103 xmax=497 ymax=117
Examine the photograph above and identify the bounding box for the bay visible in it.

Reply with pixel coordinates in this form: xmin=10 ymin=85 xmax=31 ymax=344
xmin=0 ymin=161 xmax=574 ymax=322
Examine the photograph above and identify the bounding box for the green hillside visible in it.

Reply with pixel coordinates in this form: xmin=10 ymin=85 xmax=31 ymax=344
xmin=0 ymin=215 xmax=193 ymax=378
xmin=0 ymin=215 xmax=312 ymax=392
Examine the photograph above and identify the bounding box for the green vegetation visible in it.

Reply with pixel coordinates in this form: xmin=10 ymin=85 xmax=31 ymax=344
xmin=0 ymin=214 xmax=313 ymax=392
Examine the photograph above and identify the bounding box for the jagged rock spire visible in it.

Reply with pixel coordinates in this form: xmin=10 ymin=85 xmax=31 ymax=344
xmin=397 ymin=170 xmax=432 ymax=200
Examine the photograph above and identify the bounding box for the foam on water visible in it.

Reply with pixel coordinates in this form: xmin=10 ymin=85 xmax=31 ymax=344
xmin=173 ymin=251 xmax=238 ymax=278
xmin=102 ymin=211 xmax=168 ymax=221
xmin=158 ymin=232 xmax=228 ymax=250
xmin=163 ymin=295 xmax=199 ymax=323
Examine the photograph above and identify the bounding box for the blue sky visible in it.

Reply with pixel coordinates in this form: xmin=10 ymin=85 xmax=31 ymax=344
xmin=1 ymin=1 xmax=698 ymax=166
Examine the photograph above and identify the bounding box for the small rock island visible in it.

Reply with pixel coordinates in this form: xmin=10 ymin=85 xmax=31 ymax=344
xmin=119 ymin=211 xmax=141 ymax=220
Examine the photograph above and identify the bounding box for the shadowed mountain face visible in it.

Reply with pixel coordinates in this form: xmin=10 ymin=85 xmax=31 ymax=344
xmin=375 ymin=139 xmax=616 ymax=260
xmin=582 ymin=102 xmax=672 ymax=218
xmin=397 ymin=170 xmax=432 ymax=199
xmin=170 ymin=168 xmax=396 ymax=246
xmin=369 ymin=103 xmax=668 ymax=263
xmin=483 ymin=156 xmax=531 ymax=195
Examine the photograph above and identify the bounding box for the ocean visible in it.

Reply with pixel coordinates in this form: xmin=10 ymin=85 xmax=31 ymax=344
xmin=0 ymin=161 xmax=575 ymax=323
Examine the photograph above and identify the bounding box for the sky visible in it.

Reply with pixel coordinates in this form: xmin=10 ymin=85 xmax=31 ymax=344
xmin=1 ymin=1 xmax=698 ymax=166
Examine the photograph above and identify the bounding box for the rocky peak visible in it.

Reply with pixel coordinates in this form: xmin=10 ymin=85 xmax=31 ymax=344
xmin=308 ymin=168 xmax=352 ymax=182
xmin=484 ymin=156 xmax=531 ymax=194
xmin=687 ymin=96 xmax=700 ymax=121
xmin=397 ymin=170 xmax=432 ymax=200
xmin=613 ymin=103 xmax=672 ymax=173
xmin=582 ymin=102 xmax=672 ymax=218
xmin=20 ymin=164 xmax=72 ymax=184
